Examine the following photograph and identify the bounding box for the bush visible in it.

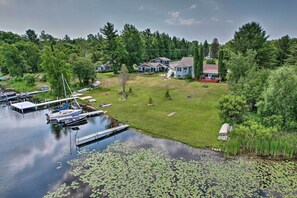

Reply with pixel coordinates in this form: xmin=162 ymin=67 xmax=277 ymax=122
xmin=24 ymin=74 xmax=36 ymax=86
xmin=184 ymin=74 xmax=193 ymax=82
xmin=218 ymin=94 xmax=247 ymax=124
xmin=206 ymin=59 xmax=216 ymax=64
xmin=128 ymin=87 xmax=134 ymax=95
xmin=164 ymin=89 xmax=172 ymax=100
xmin=148 ymin=97 xmax=154 ymax=106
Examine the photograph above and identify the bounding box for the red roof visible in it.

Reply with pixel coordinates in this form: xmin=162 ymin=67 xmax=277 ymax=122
xmin=203 ymin=64 xmax=218 ymax=74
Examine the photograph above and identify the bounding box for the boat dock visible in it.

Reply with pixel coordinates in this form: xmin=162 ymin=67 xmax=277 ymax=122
xmin=10 ymin=97 xmax=77 ymax=113
xmin=80 ymin=110 xmax=104 ymax=117
xmin=76 ymin=125 xmax=129 ymax=146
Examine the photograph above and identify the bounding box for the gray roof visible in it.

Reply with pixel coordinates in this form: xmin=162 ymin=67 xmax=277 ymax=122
xmin=170 ymin=57 xmax=193 ymax=68
xmin=154 ymin=57 xmax=171 ymax=61
xmin=139 ymin=62 xmax=165 ymax=68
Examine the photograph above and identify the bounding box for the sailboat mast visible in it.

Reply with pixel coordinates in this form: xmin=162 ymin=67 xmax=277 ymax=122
xmin=62 ymin=73 xmax=67 ymax=98
xmin=64 ymin=77 xmax=81 ymax=108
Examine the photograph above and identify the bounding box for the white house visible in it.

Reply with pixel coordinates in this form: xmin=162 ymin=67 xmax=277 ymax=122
xmin=167 ymin=57 xmax=194 ymax=79
xmin=137 ymin=62 xmax=168 ymax=72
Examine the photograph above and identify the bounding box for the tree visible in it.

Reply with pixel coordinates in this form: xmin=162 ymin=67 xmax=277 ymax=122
xmin=100 ymin=22 xmax=118 ymax=72
xmin=0 ymin=43 xmax=25 ymax=76
xmin=118 ymin=64 xmax=129 ymax=93
xmin=230 ymin=22 xmax=276 ymax=68
xmin=218 ymin=94 xmax=247 ymax=124
xmin=15 ymin=41 xmax=41 ymax=72
xmin=218 ymin=50 xmax=227 ymax=80
xmin=226 ymin=50 xmax=257 ymax=86
xmin=198 ymin=45 xmax=204 ymax=75
xmin=193 ymin=44 xmax=200 ymax=79
xmin=259 ymin=66 xmax=297 ymax=130
xmin=203 ymin=40 xmax=209 ymax=57
xmin=25 ymin=29 xmax=39 ymax=44
xmin=72 ymin=56 xmax=95 ymax=85
xmin=113 ymin=37 xmax=129 ymax=73
xmin=286 ymin=41 xmax=297 ymax=65
xmin=121 ymin=24 xmax=145 ymax=72
xmin=210 ymin=38 xmax=219 ymax=58
xmin=232 ymin=22 xmax=268 ymax=54
xmin=276 ymin=35 xmax=291 ymax=65
xmin=41 ymin=45 xmax=71 ymax=97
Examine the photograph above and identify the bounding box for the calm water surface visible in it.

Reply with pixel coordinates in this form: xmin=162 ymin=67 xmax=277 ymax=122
xmin=0 ymin=105 xmax=221 ymax=198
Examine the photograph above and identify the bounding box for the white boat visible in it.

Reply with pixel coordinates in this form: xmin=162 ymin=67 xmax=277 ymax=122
xmin=46 ymin=109 xmax=82 ymax=121
xmin=46 ymin=74 xmax=83 ymax=122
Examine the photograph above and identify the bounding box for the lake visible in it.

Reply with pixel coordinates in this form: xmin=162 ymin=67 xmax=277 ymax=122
xmin=0 ymin=105 xmax=222 ymax=198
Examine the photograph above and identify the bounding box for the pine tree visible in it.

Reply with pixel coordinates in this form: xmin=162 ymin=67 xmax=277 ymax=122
xmin=193 ymin=45 xmax=200 ymax=79
xmin=218 ymin=50 xmax=226 ymax=80
xmin=210 ymin=38 xmax=219 ymax=58
xmin=198 ymin=45 xmax=204 ymax=76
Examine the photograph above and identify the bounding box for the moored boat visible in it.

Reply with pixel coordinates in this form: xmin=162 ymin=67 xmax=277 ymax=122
xmin=46 ymin=109 xmax=83 ymax=122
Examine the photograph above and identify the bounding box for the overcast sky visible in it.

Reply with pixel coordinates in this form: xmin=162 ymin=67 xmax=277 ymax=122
xmin=0 ymin=0 xmax=296 ymax=43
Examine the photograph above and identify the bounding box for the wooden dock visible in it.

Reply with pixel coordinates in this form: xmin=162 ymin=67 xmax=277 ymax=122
xmin=76 ymin=125 xmax=129 ymax=146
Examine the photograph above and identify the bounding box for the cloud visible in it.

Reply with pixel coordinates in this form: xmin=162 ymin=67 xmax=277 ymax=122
xmin=225 ymin=19 xmax=234 ymax=23
xmin=189 ymin=4 xmax=196 ymax=9
xmin=211 ymin=17 xmax=219 ymax=22
xmin=165 ymin=10 xmax=201 ymax=26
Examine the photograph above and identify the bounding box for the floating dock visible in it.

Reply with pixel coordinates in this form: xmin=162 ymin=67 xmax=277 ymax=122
xmin=76 ymin=125 xmax=129 ymax=146
xmin=10 ymin=97 xmax=77 ymax=113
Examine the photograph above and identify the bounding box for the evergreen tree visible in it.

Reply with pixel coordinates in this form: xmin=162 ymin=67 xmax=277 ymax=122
xmin=193 ymin=44 xmax=200 ymax=79
xmin=121 ymin=24 xmax=145 ymax=72
xmin=100 ymin=22 xmax=118 ymax=72
xmin=198 ymin=45 xmax=204 ymax=75
xmin=218 ymin=50 xmax=226 ymax=80
xmin=203 ymin=40 xmax=209 ymax=57
xmin=210 ymin=38 xmax=219 ymax=59
xmin=276 ymin=35 xmax=291 ymax=65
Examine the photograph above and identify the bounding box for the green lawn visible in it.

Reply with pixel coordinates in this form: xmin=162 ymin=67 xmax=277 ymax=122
xmin=84 ymin=74 xmax=228 ymax=148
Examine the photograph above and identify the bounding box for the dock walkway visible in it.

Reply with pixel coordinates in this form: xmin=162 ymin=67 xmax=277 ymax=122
xmin=76 ymin=125 xmax=129 ymax=146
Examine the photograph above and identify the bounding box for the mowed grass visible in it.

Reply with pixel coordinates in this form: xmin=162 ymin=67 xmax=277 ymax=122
xmin=84 ymin=73 xmax=228 ymax=148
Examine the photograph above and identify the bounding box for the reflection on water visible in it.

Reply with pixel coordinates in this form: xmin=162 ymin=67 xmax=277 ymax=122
xmin=0 ymin=106 xmax=223 ymax=198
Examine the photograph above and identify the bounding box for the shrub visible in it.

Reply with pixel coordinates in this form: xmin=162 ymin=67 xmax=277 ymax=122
xmin=128 ymin=87 xmax=134 ymax=95
xmin=24 ymin=74 xmax=36 ymax=86
xmin=218 ymin=94 xmax=247 ymax=124
xmin=164 ymin=89 xmax=172 ymax=100
xmin=148 ymin=97 xmax=154 ymax=106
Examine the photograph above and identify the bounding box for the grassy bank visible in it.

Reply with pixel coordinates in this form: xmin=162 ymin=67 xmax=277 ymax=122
xmin=83 ymin=73 xmax=228 ymax=148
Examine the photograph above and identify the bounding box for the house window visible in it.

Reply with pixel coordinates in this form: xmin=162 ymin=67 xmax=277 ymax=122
xmin=177 ymin=68 xmax=181 ymax=71
xmin=183 ymin=68 xmax=187 ymax=71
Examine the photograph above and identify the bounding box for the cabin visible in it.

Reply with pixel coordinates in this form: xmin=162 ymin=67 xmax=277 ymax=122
xmin=218 ymin=123 xmax=232 ymax=141
xmin=167 ymin=57 xmax=194 ymax=79
xmin=151 ymin=57 xmax=171 ymax=66
xmin=137 ymin=62 xmax=168 ymax=72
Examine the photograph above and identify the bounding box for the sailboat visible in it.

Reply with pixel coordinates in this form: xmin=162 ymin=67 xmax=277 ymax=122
xmin=46 ymin=74 xmax=83 ymax=122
